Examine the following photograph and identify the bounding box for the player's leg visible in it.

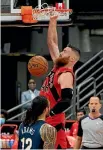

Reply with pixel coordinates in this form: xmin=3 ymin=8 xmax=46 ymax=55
xmin=55 ymin=126 xmax=67 ymax=149
xmin=46 ymin=116 xmax=67 ymax=149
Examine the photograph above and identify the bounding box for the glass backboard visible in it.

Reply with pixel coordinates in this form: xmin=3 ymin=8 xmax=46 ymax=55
xmin=1 ymin=0 xmax=70 ymax=23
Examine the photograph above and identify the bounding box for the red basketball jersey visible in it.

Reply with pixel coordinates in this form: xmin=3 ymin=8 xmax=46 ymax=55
xmin=40 ymin=66 xmax=74 ymax=109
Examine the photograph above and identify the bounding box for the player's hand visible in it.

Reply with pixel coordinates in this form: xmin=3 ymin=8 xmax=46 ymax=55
xmin=49 ymin=7 xmax=58 ymax=20
xmin=50 ymin=13 xmax=58 ymax=23
xmin=50 ymin=15 xmax=58 ymax=20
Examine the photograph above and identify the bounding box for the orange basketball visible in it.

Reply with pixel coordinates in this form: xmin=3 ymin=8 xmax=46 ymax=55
xmin=28 ymin=56 xmax=48 ymax=77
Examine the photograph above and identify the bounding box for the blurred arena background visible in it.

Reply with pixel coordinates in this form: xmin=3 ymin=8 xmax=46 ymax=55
xmin=1 ymin=0 xmax=103 ymax=120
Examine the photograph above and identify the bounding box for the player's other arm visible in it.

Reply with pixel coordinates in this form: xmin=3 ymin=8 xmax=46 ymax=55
xmin=50 ymin=72 xmax=73 ymax=115
xmin=74 ymin=119 xmax=83 ymax=149
xmin=40 ymin=124 xmax=57 ymax=149
xmin=47 ymin=16 xmax=60 ymax=62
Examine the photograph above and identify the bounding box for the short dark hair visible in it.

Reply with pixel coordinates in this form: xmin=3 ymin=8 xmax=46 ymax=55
xmin=24 ymin=96 xmax=49 ymax=125
xmin=76 ymin=108 xmax=86 ymax=115
xmin=0 ymin=109 xmax=8 ymax=119
xmin=67 ymin=43 xmax=81 ymax=56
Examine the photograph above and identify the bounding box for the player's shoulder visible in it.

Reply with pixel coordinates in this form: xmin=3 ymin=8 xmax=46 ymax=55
xmin=19 ymin=122 xmax=23 ymax=128
xmin=40 ymin=123 xmax=57 ymax=136
xmin=18 ymin=122 xmax=24 ymax=133
xmin=40 ymin=123 xmax=57 ymax=140
xmin=40 ymin=123 xmax=56 ymax=132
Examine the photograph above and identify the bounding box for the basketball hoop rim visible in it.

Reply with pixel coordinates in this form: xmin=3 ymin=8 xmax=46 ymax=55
xmin=32 ymin=8 xmax=73 ymax=14
xmin=21 ymin=5 xmax=73 ymax=24
xmin=31 ymin=8 xmax=73 ymax=23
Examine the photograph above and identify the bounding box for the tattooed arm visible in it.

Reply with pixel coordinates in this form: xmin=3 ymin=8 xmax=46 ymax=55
xmin=40 ymin=123 xmax=57 ymax=149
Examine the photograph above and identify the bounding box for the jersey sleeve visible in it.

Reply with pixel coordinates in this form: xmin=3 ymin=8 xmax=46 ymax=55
xmin=77 ymin=119 xmax=83 ymax=137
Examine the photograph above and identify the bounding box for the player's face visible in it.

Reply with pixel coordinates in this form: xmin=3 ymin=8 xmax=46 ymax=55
xmin=77 ymin=112 xmax=85 ymax=121
xmin=55 ymin=47 xmax=72 ymax=67
xmin=60 ymin=47 xmax=76 ymax=60
xmin=59 ymin=47 xmax=77 ymax=64
xmin=89 ymin=97 xmax=101 ymax=113
xmin=60 ymin=47 xmax=72 ymax=58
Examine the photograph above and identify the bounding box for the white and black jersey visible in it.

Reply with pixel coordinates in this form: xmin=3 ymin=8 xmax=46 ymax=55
xmin=77 ymin=114 xmax=103 ymax=148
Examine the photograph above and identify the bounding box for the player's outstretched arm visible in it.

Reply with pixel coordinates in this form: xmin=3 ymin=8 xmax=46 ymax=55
xmin=40 ymin=123 xmax=57 ymax=149
xmin=47 ymin=16 xmax=60 ymax=62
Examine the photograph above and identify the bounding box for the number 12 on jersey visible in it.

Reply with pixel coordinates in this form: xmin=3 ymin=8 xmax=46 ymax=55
xmin=21 ymin=138 xmax=32 ymax=150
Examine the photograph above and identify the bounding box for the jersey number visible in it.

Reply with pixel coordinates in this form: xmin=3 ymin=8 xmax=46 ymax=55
xmin=21 ymin=138 xmax=32 ymax=150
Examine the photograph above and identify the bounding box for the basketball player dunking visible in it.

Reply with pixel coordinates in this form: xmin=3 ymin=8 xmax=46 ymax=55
xmin=40 ymin=16 xmax=80 ymax=149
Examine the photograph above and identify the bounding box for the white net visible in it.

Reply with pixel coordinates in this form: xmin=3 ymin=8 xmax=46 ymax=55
xmin=32 ymin=3 xmax=72 ymax=21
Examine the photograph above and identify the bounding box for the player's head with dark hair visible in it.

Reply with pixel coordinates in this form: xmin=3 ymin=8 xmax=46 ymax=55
xmin=67 ymin=43 xmax=81 ymax=59
xmin=55 ymin=43 xmax=80 ymax=68
xmin=0 ymin=109 xmax=8 ymax=125
xmin=24 ymin=96 xmax=50 ymax=125
xmin=76 ymin=108 xmax=86 ymax=121
xmin=89 ymin=96 xmax=102 ymax=113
